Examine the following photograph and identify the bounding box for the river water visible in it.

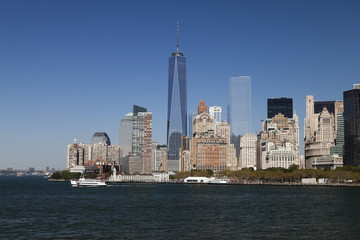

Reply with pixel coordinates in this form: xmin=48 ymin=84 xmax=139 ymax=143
xmin=1 ymin=176 xmax=359 ymax=239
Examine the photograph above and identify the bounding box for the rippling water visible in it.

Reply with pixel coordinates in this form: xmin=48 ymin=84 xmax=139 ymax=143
xmin=1 ymin=176 xmax=360 ymax=239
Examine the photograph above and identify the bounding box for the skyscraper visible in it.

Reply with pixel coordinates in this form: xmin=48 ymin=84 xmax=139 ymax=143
xmin=188 ymin=113 xmax=197 ymax=138
xmin=132 ymin=112 xmax=152 ymax=173
xmin=229 ymin=76 xmax=251 ymax=158
xmin=267 ymin=97 xmax=293 ymax=119
xmin=119 ymin=112 xmax=133 ymax=157
xmin=167 ymin=23 xmax=187 ymax=172
xmin=209 ymin=106 xmax=222 ymax=133
xmin=91 ymin=132 xmax=111 ymax=145
xmin=343 ymin=84 xmax=360 ymax=167
xmin=229 ymin=76 xmax=251 ymax=136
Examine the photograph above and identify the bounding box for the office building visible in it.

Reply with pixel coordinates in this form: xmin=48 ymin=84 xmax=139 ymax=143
xmin=188 ymin=113 xmax=197 ymax=138
xmin=229 ymin=76 xmax=251 ymax=159
xmin=229 ymin=76 xmax=251 ymax=136
xmin=132 ymin=112 xmax=152 ymax=173
xmin=304 ymin=95 xmax=343 ymax=168
xmin=118 ymin=112 xmax=133 ymax=157
xmin=258 ymin=112 xmax=300 ymax=169
xmin=209 ymin=106 xmax=222 ymax=132
xmin=267 ymin=97 xmax=293 ymax=119
xmin=343 ymin=85 xmax=360 ymax=166
xmin=330 ymin=112 xmax=344 ymax=158
xmin=189 ymin=110 xmax=237 ymax=172
xmin=91 ymin=132 xmax=111 ymax=145
xmin=198 ymin=100 xmax=207 ymax=114
xmin=239 ymin=133 xmax=257 ymax=169
xmin=167 ymin=23 xmax=187 ymax=172
xmin=67 ymin=139 xmax=84 ymax=168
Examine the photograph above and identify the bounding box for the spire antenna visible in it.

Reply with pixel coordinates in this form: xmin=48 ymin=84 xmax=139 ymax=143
xmin=176 ymin=21 xmax=179 ymax=53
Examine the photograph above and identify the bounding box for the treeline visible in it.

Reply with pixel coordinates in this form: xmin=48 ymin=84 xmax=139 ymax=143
xmin=174 ymin=166 xmax=360 ymax=184
xmin=50 ymin=170 xmax=81 ymax=180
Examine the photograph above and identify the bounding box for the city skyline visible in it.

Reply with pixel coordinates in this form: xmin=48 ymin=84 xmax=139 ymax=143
xmin=1 ymin=0 xmax=360 ymax=169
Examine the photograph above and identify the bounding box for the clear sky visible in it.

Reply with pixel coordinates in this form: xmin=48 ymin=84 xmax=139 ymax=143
xmin=1 ymin=0 xmax=360 ymax=170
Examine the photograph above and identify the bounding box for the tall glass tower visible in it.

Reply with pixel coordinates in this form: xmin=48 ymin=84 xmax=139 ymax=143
xmin=167 ymin=23 xmax=187 ymax=172
xmin=229 ymin=76 xmax=251 ymax=158
xmin=229 ymin=76 xmax=252 ymax=136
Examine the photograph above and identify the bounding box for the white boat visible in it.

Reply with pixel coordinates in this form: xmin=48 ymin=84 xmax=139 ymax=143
xmin=208 ymin=177 xmax=230 ymax=184
xmin=71 ymin=177 xmax=106 ymax=187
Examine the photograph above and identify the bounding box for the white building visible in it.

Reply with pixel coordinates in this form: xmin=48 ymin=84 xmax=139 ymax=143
xmin=239 ymin=133 xmax=257 ymax=169
xmin=209 ymin=106 xmax=222 ymax=132
xmin=109 ymin=168 xmax=169 ymax=183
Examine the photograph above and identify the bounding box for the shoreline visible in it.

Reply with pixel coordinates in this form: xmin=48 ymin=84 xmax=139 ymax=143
xmin=47 ymin=178 xmax=360 ymax=187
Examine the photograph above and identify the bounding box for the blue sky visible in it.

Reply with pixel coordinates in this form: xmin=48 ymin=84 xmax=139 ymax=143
xmin=1 ymin=0 xmax=360 ymax=170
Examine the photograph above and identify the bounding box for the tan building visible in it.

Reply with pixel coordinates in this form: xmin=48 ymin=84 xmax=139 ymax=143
xmin=304 ymin=95 xmax=343 ymax=168
xmin=198 ymin=100 xmax=208 ymax=114
xmin=190 ymin=113 xmax=236 ymax=171
xmin=239 ymin=133 xmax=257 ymax=169
xmin=257 ymin=113 xmax=300 ymax=169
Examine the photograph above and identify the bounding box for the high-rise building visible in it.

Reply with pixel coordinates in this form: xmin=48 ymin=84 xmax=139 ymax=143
xmin=267 ymin=97 xmax=293 ymax=119
xmin=91 ymin=132 xmax=111 ymax=145
xmin=119 ymin=112 xmax=133 ymax=157
xmin=239 ymin=133 xmax=257 ymax=169
xmin=188 ymin=113 xmax=197 ymax=138
xmin=132 ymin=112 xmax=152 ymax=173
xmin=304 ymin=95 xmax=343 ymax=168
xmin=67 ymin=139 xmax=85 ymax=168
xmin=330 ymin=112 xmax=344 ymax=158
xmin=188 ymin=112 xmax=237 ymax=171
xmin=209 ymin=106 xmax=222 ymax=123
xmin=151 ymin=142 xmax=167 ymax=172
xmin=209 ymin=106 xmax=222 ymax=133
xmin=131 ymin=105 xmax=147 ymax=157
xmin=133 ymin=105 xmax=147 ymax=116
xmin=258 ymin=112 xmax=300 ymax=169
xmin=229 ymin=76 xmax=251 ymax=159
xmin=167 ymin=23 xmax=187 ymax=172
xmin=343 ymin=85 xmax=360 ymax=167
xmin=198 ymin=100 xmax=207 ymax=114
xmin=229 ymin=76 xmax=251 ymax=136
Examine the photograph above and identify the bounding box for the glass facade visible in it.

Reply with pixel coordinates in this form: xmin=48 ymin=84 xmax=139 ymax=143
xmin=330 ymin=112 xmax=344 ymax=157
xmin=188 ymin=113 xmax=197 ymax=138
xmin=314 ymin=101 xmax=335 ymax=115
xmin=131 ymin=105 xmax=147 ymax=158
xmin=229 ymin=76 xmax=252 ymax=136
xmin=119 ymin=112 xmax=133 ymax=157
xmin=343 ymin=89 xmax=360 ymax=166
xmin=167 ymin=52 xmax=187 ymax=171
xmin=267 ymin=97 xmax=293 ymax=119
xmin=91 ymin=132 xmax=111 ymax=145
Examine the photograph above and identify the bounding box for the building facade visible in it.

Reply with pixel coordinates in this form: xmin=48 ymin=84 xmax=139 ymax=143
xmin=209 ymin=106 xmax=222 ymax=133
xmin=267 ymin=97 xmax=293 ymax=119
xmin=189 ymin=112 xmax=237 ymax=172
xmin=167 ymin=23 xmax=187 ymax=172
xmin=91 ymin=132 xmax=111 ymax=145
xmin=118 ymin=112 xmax=133 ymax=157
xmin=239 ymin=133 xmax=257 ymax=169
xmin=132 ymin=112 xmax=152 ymax=173
xmin=343 ymin=85 xmax=360 ymax=167
xmin=229 ymin=76 xmax=251 ymax=159
xmin=304 ymin=95 xmax=343 ymax=168
xmin=229 ymin=76 xmax=252 ymax=136
xmin=258 ymin=112 xmax=300 ymax=169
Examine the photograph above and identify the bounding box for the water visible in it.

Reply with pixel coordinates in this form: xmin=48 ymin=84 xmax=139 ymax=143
xmin=1 ymin=176 xmax=360 ymax=239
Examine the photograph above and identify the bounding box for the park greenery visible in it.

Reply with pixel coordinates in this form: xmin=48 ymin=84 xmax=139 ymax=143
xmin=173 ymin=165 xmax=360 ymax=184
xmin=50 ymin=170 xmax=81 ymax=180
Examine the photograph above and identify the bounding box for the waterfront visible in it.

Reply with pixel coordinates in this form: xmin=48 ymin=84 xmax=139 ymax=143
xmin=1 ymin=176 xmax=360 ymax=239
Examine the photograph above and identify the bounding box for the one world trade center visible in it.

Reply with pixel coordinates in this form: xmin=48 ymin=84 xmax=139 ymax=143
xmin=167 ymin=23 xmax=187 ymax=172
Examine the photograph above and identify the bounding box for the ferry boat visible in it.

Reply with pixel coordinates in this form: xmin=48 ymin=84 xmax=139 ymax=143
xmin=209 ymin=178 xmax=230 ymax=184
xmin=71 ymin=177 xmax=106 ymax=187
